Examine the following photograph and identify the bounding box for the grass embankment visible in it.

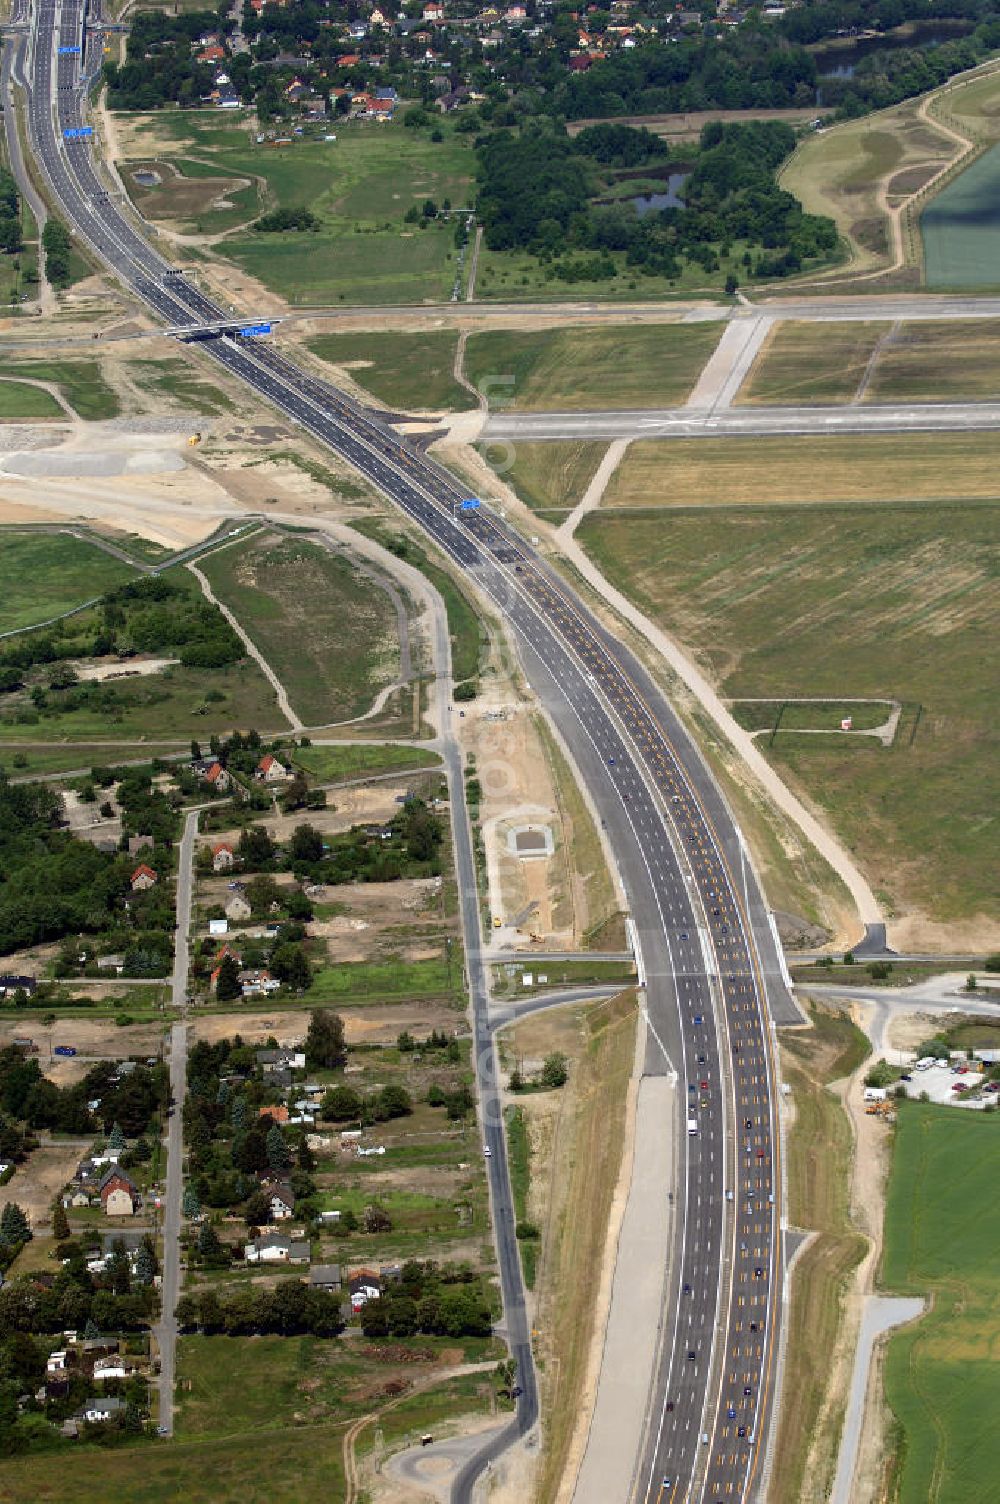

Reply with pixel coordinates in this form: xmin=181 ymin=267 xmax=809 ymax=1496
xmin=531 ymin=992 xmax=637 ymax=1504
xmin=505 ymin=1104 xmax=535 ymax=1287
xmin=124 ymin=357 xmax=237 ymax=415
xmin=197 ymin=533 xmax=402 ymax=724
xmin=306 ymin=330 xmax=469 ymax=412
xmin=0 ymin=1423 xmax=348 ymax=1501
xmin=0 ymin=358 xmax=119 ymax=419
xmin=464 ymin=324 xmax=721 ymax=411
xmin=537 ymin=718 xmax=626 ymax=949
xmin=0 ymin=533 xmax=138 ymax=633
xmin=770 ymin=1002 xmax=870 ymax=1504
xmin=579 ymin=500 xmax=999 ymax=923
xmin=351 ymin=520 xmax=484 ymax=688
xmin=0 ymin=1332 xmax=494 ymax=1503
xmin=778 ymin=95 xmax=955 ymax=276
xmin=120 ymin=111 xmax=475 ymax=304
xmin=881 ymin=1104 xmax=1000 ymax=1502
xmin=0 ymin=381 xmax=64 ymax=419
xmin=478 ymin=440 xmax=607 ymax=519
xmin=292 ymin=742 xmax=441 ymax=782
xmin=600 ymin=432 xmax=1000 ymax=507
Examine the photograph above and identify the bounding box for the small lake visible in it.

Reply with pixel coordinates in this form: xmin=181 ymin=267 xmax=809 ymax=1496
xmin=132 ymin=169 xmax=160 ymax=187
xmin=922 ymin=141 xmax=1000 ymax=289
xmin=633 ymin=174 xmax=689 ymax=214
xmin=814 ymin=21 xmax=972 ymax=78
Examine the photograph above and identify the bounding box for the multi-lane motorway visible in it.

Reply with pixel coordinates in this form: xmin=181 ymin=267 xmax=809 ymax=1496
xmin=8 ymin=5 xmax=800 ymax=1496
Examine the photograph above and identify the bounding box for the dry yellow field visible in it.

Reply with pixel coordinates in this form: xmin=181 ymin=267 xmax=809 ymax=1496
xmin=738 ymin=320 xmax=890 ymax=405
xmin=600 ymin=432 xmax=1000 ymax=509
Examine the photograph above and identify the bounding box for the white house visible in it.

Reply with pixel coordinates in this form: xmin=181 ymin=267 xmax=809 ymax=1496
xmin=245 ymin=1233 xmax=309 ymax=1264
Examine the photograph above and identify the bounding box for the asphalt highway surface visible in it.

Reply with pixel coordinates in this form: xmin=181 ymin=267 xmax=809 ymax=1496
xmin=12 ymin=5 xmax=799 ymax=1495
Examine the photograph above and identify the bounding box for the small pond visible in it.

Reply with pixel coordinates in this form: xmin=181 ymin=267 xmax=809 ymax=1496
xmin=632 ymin=174 xmax=689 ymax=214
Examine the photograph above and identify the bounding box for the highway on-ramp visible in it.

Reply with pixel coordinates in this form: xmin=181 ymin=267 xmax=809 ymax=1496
xmin=9 ymin=6 xmax=799 ymax=1496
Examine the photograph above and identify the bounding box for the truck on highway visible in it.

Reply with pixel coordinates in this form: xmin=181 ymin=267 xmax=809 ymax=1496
xmin=687 ymin=1117 xmax=698 ymax=1135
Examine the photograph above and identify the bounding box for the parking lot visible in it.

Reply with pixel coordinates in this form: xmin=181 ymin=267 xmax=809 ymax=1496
xmin=899 ymin=1061 xmax=990 ymax=1108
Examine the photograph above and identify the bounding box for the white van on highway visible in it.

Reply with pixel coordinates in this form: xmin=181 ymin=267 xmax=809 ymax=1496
xmin=687 ymin=1118 xmax=698 ymax=1135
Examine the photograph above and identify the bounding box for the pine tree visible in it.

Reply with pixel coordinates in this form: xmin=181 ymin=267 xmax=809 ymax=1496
xmin=230 ymin=1095 xmax=247 ymax=1130
xmin=182 ymin=1185 xmax=201 ymax=1219
xmin=51 ymin=1201 xmax=70 ymax=1241
xmin=0 ymin=1202 xmax=30 ymax=1247
xmin=216 ymin=953 xmax=242 ymax=1001
xmin=136 ymin=1241 xmax=157 ymax=1286
xmin=266 ymin=1123 xmax=291 ymax=1174
xmin=305 ymin=1008 xmax=347 ymax=1069
xmin=108 ymin=1122 xmax=126 ymax=1151
xmin=83 ymin=1317 xmax=99 ymax=1342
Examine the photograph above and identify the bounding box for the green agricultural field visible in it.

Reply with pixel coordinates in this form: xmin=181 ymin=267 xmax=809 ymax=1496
xmin=738 ymin=320 xmax=889 ymax=405
xmin=0 ymin=358 xmax=119 ymax=420
xmin=305 ymin=952 xmax=459 ymax=1004
xmin=293 ymin=742 xmax=441 ymax=782
xmin=122 ymin=113 xmax=475 ymax=304
xmin=479 ymin=439 xmax=607 ymax=516
xmin=881 ymin=1104 xmax=1000 ymax=1503
xmin=464 ymin=324 xmax=721 ymax=410
xmin=0 ymin=380 xmax=64 ymax=419
xmin=197 ymin=534 xmax=402 ymax=724
xmin=922 ymin=140 xmax=1000 ymax=289
xmin=306 ymin=330 xmax=469 ymax=411
xmin=0 ymin=532 xmax=137 ymax=632
xmin=600 ymin=432 xmax=1000 ymax=508
xmin=579 ymin=501 xmax=1000 ymax=923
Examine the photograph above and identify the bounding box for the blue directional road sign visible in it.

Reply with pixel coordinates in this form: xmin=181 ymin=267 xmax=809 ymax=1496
xmin=57 ymin=44 xmax=81 ymax=53
xmin=459 ymin=498 xmax=481 ymax=511
xmin=62 ymin=125 xmax=93 ymax=139
xmin=238 ymin=323 xmax=272 ymax=337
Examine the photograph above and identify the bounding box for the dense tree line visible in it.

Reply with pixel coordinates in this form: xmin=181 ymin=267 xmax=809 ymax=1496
xmin=103 ymin=11 xmax=222 ymax=109
xmin=0 ymin=1269 xmax=158 ymax=1337
xmin=0 ymin=170 xmax=22 ymax=256
xmin=0 ymin=771 xmax=177 ymax=957
xmin=0 ymin=575 xmax=243 ymax=691
xmin=255 ymin=207 xmax=320 ymax=232
xmin=358 ymin=1261 xmax=495 ymax=1339
xmin=41 ymin=220 xmax=73 ymax=287
xmin=0 ymin=779 xmax=127 ymax=954
xmin=477 ymin=119 xmax=837 ymax=282
xmin=184 ymin=1033 xmax=319 ymax=1214
xmin=0 ymin=1046 xmax=166 ymax=1137
xmin=176 ymin=1278 xmax=345 ymax=1336
xmin=551 ymin=34 xmax=819 ymax=120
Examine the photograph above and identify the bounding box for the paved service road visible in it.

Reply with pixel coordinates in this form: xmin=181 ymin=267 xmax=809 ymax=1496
xmin=13 ymin=7 xmax=799 ymax=1495
xmin=154 ymin=806 xmax=199 ymax=1433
